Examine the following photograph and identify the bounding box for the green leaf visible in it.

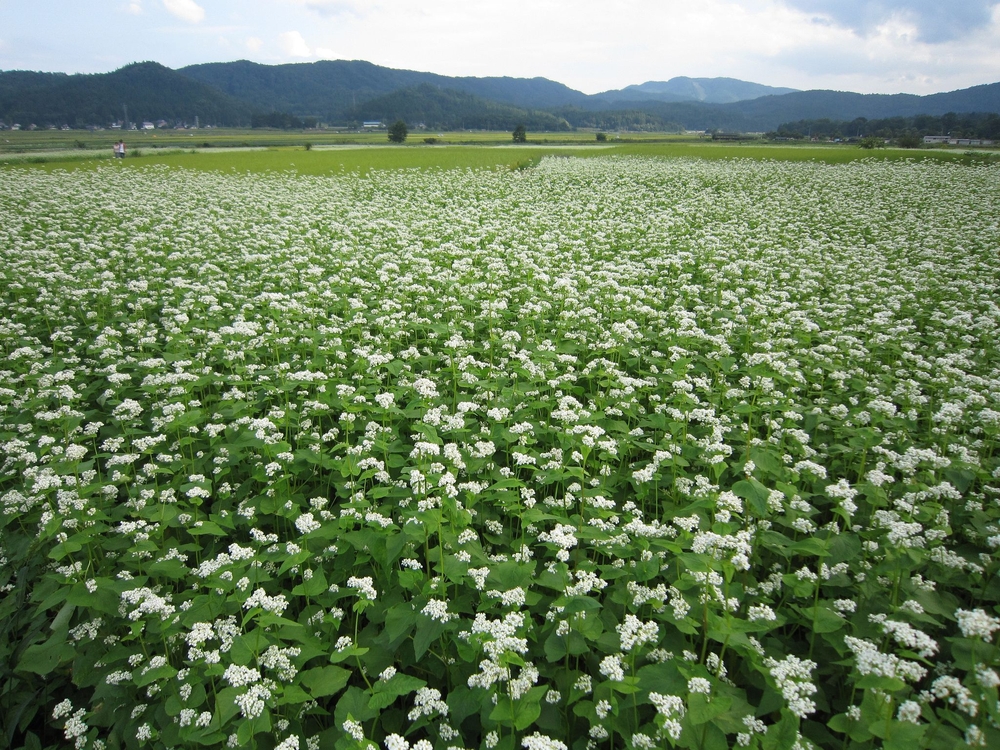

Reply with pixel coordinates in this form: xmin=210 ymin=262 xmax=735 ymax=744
xmin=134 ymin=663 xmax=178 ymax=687
xmin=335 ymin=686 xmax=378 ymax=726
xmin=882 ymin=721 xmax=926 ymax=750
xmin=700 ymin=721 xmax=731 ymax=750
xmin=827 ymin=714 xmax=851 ymax=734
xmin=543 ymin=632 xmax=566 ymax=661
xmin=788 ymin=537 xmax=829 ymax=557
xmin=17 ymin=628 xmax=73 ymax=676
xmin=187 ymin=521 xmax=226 ymax=537
xmin=373 ymin=673 xmax=426 ymax=698
xmin=299 ymin=665 xmax=351 ymax=698
xmin=636 ymin=662 xmax=685 ymax=695
xmin=801 ymin=605 xmax=845 ymax=633
xmin=488 ymin=561 xmax=535 ymax=590
xmin=447 ymin=684 xmax=484 ymax=724
xmin=750 ymin=448 xmax=784 ymax=476
xmin=384 ymin=603 xmax=416 ymax=645
xmin=237 ymin=709 xmax=270 ymax=743
xmin=277 ymin=684 xmax=312 ymax=706
xmin=733 ymin=478 xmax=771 ymax=515
xmin=413 ymin=617 xmax=445 ymax=661
xmin=688 ymin=692 xmax=731 ymax=725
xmin=215 ymin=687 xmax=241 ymax=726
xmin=827 ymin=533 xmax=862 ymax=565
xmin=762 ymin=709 xmax=799 ymax=750
xmin=292 ymin=569 xmax=327 ymax=597
xmin=490 ymin=695 xmax=542 ymax=731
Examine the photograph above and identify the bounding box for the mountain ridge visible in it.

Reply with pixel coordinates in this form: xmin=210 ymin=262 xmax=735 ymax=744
xmin=1 ymin=58 xmax=998 ymax=133
xmin=594 ymin=77 xmax=799 ymax=104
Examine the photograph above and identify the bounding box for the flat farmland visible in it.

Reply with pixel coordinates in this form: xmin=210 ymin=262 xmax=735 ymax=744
xmin=1 ymin=154 xmax=999 ymax=750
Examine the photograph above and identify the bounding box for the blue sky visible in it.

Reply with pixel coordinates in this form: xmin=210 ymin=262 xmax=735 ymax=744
xmin=1 ymin=1 xmax=998 ymax=95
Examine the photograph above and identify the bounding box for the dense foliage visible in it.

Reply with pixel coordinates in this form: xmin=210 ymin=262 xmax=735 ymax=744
xmin=348 ymin=86 xmax=570 ymax=133
xmin=0 ymin=62 xmax=252 ymax=129
xmin=550 ymin=107 xmax=684 ymax=134
xmin=178 ymin=61 xmax=588 ymax=124
xmin=773 ymin=113 xmax=1000 ymax=141
xmin=388 ymin=120 xmax=408 ymax=144
xmin=251 ymin=113 xmax=320 ymax=130
xmin=1 ymin=156 xmax=999 ymax=750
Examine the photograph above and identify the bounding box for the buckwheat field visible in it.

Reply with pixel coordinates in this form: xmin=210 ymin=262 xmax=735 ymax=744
xmin=2 ymin=155 xmax=999 ymax=750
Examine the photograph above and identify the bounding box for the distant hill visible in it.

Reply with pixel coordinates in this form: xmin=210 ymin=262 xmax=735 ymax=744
xmin=178 ymin=60 xmax=998 ymax=131
xmin=594 ymin=77 xmax=798 ymax=104
xmin=345 ymin=84 xmax=571 ymax=131
xmin=576 ymin=83 xmax=1000 ymax=132
xmin=1 ymin=58 xmax=998 ymax=134
xmin=727 ymin=84 xmax=1000 ymax=129
xmin=0 ymin=62 xmax=252 ymax=127
xmin=178 ymin=59 xmax=588 ymax=123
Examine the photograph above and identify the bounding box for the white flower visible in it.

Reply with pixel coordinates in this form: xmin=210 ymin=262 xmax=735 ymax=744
xmin=294 ymin=512 xmax=321 ymax=534
xmin=687 ymin=677 xmax=712 ymax=694
xmin=599 ymin=654 xmax=626 ymax=681
xmin=956 ymin=608 xmax=1000 ymax=640
xmin=521 ymin=733 xmax=567 ymax=750
xmin=421 ymin=599 xmax=456 ymax=622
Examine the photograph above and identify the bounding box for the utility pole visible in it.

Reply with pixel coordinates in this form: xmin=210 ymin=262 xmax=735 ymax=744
xmin=123 ymin=103 xmax=129 ymax=130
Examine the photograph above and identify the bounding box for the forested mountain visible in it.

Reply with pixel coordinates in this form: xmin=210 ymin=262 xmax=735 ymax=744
xmin=1 ymin=57 xmax=998 ymax=133
xmin=774 ymin=112 xmax=1000 ymax=140
xmin=723 ymin=84 xmax=1000 ymax=129
xmin=345 ymin=84 xmax=571 ymax=131
xmin=178 ymin=59 xmax=588 ymax=122
xmin=0 ymin=62 xmax=252 ymax=127
xmin=578 ymin=83 xmax=1000 ymax=132
xmin=593 ymin=77 xmax=798 ymax=104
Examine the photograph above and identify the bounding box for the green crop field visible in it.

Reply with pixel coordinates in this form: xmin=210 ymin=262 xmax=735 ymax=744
xmin=2 ymin=140 xmax=989 ymax=176
xmin=1 ymin=151 xmax=999 ymax=750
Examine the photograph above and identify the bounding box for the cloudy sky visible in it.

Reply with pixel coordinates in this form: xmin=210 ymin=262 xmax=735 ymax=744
xmin=1 ymin=0 xmax=998 ymax=95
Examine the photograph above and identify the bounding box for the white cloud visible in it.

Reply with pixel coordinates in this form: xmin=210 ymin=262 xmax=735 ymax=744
xmin=285 ymin=0 xmax=367 ymax=18
xmin=278 ymin=30 xmax=312 ymax=58
xmin=125 ymin=2 xmax=143 ymax=14
xmin=779 ymin=0 xmax=999 ymax=43
xmin=246 ymin=36 xmax=264 ymax=52
xmin=315 ymin=47 xmax=337 ymax=59
xmin=162 ymin=0 xmax=205 ymax=24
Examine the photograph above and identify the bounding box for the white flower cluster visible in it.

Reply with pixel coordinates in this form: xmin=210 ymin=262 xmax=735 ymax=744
xmin=347 ymin=575 xmax=377 ymax=600
xmin=617 ymin=614 xmax=659 ymax=652
xmin=844 ymin=636 xmax=927 ymax=683
xmin=408 ymin=687 xmax=450 ymax=721
xmin=763 ymin=654 xmax=817 ymax=718
xmin=956 ymin=608 xmax=1000 ymax=640
xmin=421 ymin=598 xmax=457 ymax=623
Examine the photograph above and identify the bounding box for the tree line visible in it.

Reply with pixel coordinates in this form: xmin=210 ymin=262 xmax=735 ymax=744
xmin=772 ymin=112 xmax=1000 ymax=141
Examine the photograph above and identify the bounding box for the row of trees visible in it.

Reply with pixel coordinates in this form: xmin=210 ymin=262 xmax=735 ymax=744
xmin=250 ymin=112 xmax=319 ymax=129
xmin=772 ymin=112 xmax=1000 ymax=141
xmin=348 ymin=84 xmax=571 ymax=132
xmin=385 ymin=121 xmax=529 ymax=143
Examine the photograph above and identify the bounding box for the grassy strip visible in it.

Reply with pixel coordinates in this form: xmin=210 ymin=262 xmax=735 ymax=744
xmin=3 ymin=141 xmax=991 ymax=174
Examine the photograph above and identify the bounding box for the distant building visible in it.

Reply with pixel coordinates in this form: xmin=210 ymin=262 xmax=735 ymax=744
xmin=363 ymin=121 xmax=383 ymax=128
xmin=923 ymin=135 xmax=994 ymax=146
xmin=142 ymin=121 xmax=155 ymax=130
